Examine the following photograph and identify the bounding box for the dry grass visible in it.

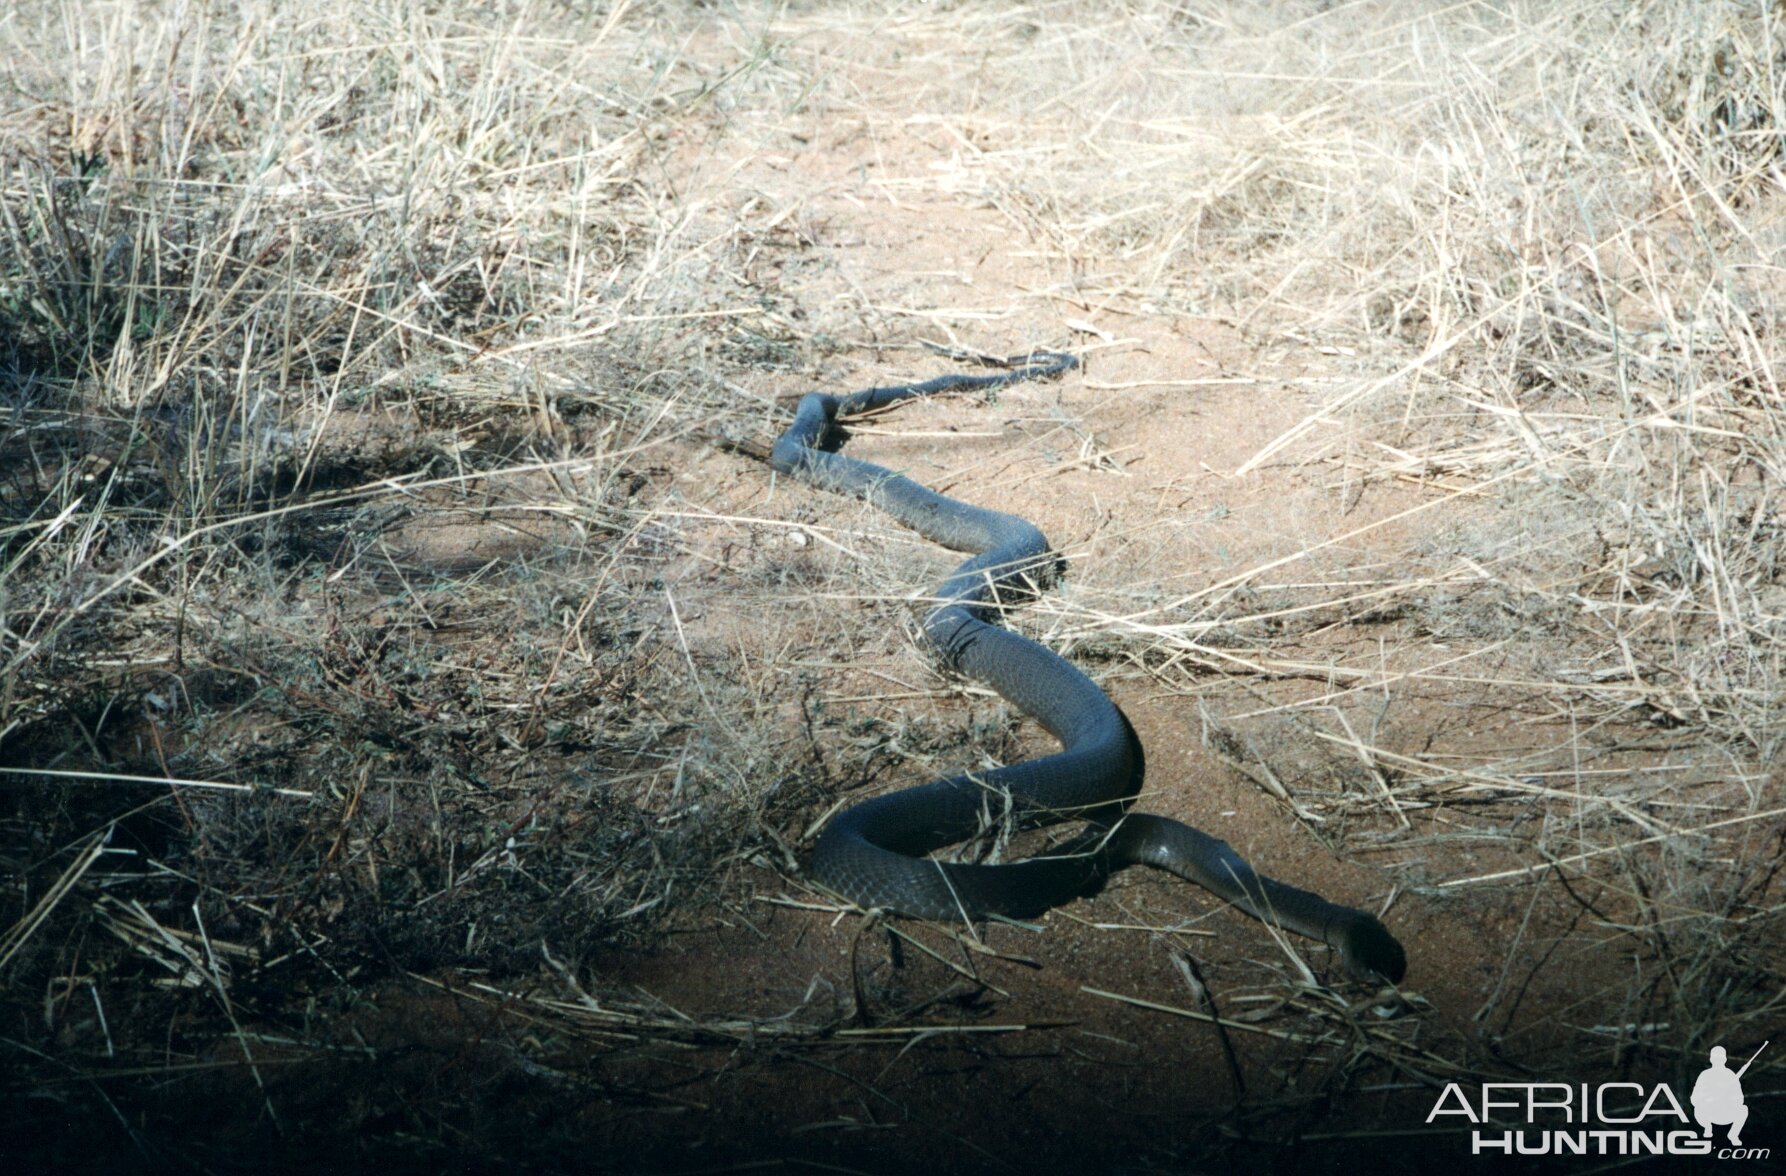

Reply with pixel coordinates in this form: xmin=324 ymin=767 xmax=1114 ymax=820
xmin=2 ymin=0 xmax=1783 ymax=1170
xmin=906 ymin=0 xmax=1786 ymax=1043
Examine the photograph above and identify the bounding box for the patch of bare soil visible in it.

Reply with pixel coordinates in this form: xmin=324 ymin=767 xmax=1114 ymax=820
xmin=459 ymin=32 xmax=1642 ymax=1174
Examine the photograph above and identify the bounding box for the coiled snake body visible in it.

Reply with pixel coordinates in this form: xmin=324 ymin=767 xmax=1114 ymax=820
xmin=771 ymin=353 xmax=1406 ymax=983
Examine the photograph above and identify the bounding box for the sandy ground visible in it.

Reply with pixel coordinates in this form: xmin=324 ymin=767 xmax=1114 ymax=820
xmin=14 ymin=8 xmax=1761 ymax=1174
xmin=520 ymin=33 xmax=1634 ymax=1170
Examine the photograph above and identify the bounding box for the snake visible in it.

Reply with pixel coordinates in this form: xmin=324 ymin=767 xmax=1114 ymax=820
xmin=769 ymin=352 xmax=1406 ymax=984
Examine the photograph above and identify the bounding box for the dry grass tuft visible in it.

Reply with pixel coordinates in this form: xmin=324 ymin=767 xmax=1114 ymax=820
xmin=0 ymin=3 xmax=821 ymax=1165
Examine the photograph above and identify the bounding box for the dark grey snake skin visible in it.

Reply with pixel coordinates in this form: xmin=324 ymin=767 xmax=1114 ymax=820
xmin=771 ymin=352 xmax=1406 ymax=983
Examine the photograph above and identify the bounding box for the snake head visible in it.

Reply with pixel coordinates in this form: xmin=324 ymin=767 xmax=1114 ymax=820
xmin=1338 ymin=914 xmax=1407 ymax=984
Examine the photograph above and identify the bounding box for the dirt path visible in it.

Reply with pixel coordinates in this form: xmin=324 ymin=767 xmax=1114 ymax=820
xmin=579 ymin=29 xmax=1607 ymax=1168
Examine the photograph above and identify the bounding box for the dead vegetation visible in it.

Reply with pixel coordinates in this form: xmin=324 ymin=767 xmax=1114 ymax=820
xmin=2 ymin=1 xmax=1782 ymax=1171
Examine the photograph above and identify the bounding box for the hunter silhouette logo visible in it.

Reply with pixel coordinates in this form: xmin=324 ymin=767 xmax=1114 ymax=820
xmin=1694 ymin=1042 xmax=1765 ymax=1147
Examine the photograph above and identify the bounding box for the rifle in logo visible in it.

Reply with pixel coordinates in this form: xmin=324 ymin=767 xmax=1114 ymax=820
xmin=1736 ymin=1041 xmax=1768 ymax=1079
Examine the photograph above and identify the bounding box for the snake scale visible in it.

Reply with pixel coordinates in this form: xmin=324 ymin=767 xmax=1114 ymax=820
xmin=770 ymin=352 xmax=1406 ymax=983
